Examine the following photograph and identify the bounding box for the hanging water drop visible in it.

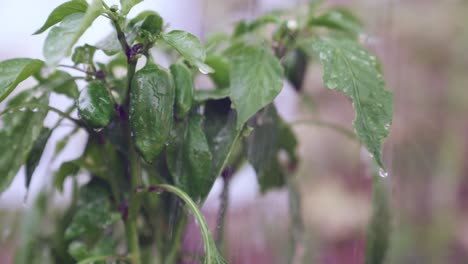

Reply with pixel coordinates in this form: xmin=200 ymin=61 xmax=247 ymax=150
xmin=378 ymin=168 xmax=389 ymax=178
xmin=31 ymin=108 xmax=39 ymax=112
xmin=19 ymin=107 xmax=26 ymax=112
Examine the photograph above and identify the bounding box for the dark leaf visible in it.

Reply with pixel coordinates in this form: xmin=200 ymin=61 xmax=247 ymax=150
xmin=25 ymin=128 xmax=52 ymax=189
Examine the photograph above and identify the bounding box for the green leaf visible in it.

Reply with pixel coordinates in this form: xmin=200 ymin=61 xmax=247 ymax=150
xmin=0 ymin=58 xmax=45 ymax=103
xmin=167 ymin=113 xmax=213 ymax=201
xmin=53 ymin=161 xmax=80 ymax=192
xmin=25 ymin=128 xmax=52 ymax=189
xmin=0 ymin=91 xmax=49 ymax=193
xmin=44 ymin=0 xmax=104 ymax=65
xmin=225 ymin=43 xmax=284 ymax=129
xmin=65 ymin=184 xmax=120 ymax=240
xmin=205 ymin=55 xmax=230 ymax=88
xmin=194 ymin=88 xmax=229 ymax=103
xmin=203 ymin=99 xmax=241 ymax=185
xmin=141 ymin=13 xmax=164 ymax=35
xmin=233 ymin=14 xmax=280 ymax=37
xmin=162 ymin=30 xmax=214 ymax=74
xmin=120 ymin=0 xmax=143 ymax=16
xmin=46 ymin=71 xmax=79 ymax=99
xmin=245 ymin=105 xmax=297 ymax=192
xmin=170 ymin=62 xmax=194 ymax=119
xmin=33 ymin=0 xmax=89 ymax=35
xmin=282 ymin=48 xmax=308 ymax=91
xmin=72 ymin=44 xmax=97 ymax=65
xmin=307 ymin=36 xmax=393 ymax=168
xmin=309 ymin=8 xmax=363 ymax=36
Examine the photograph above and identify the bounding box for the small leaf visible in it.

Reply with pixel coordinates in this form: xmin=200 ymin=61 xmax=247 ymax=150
xmin=128 ymin=10 xmax=161 ymax=27
xmin=25 ymin=128 xmax=52 ymax=189
xmin=65 ymin=184 xmax=120 ymax=240
xmin=46 ymin=71 xmax=79 ymax=99
xmin=167 ymin=113 xmax=213 ymax=201
xmin=54 ymin=161 xmax=80 ymax=192
xmin=0 ymin=58 xmax=44 ymax=103
xmin=141 ymin=13 xmax=164 ymax=35
xmin=205 ymin=55 xmax=230 ymax=88
xmin=245 ymin=105 xmax=297 ymax=192
xmin=306 ymin=36 xmax=393 ymax=168
xmin=282 ymin=48 xmax=308 ymax=91
xmin=44 ymin=0 xmax=104 ymax=65
xmin=194 ymin=88 xmax=229 ymax=103
xmin=309 ymin=8 xmax=363 ymax=36
xmin=120 ymin=0 xmax=143 ymax=16
xmin=162 ymin=30 xmax=214 ymax=73
xmin=33 ymin=0 xmax=89 ymax=35
xmin=225 ymin=43 xmax=284 ymax=129
xmin=0 ymin=91 xmax=49 ymax=193
xmin=72 ymin=44 xmax=97 ymax=65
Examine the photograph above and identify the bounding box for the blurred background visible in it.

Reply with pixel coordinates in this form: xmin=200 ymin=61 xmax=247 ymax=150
xmin=1 ymin=0 xmax=468 ymax=263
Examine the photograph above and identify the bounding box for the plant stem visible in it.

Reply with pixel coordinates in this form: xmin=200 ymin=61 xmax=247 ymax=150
xmin=287 ymin=176 xmax=306 ymax=264
xmin=76 ymin=255 xmax=130 ymax=264
xmin=108 ymin=10 xmax=142 ymax=264
xmin=215 ymin=177 xmax=230 ymax=249
xmin=164 ymin=213 xmax=188 ymax=264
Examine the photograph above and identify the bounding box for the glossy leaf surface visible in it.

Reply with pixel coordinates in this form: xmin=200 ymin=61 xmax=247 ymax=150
xmin=308 ymin=36 xmax=393 ymax=168
xmin=34 ymin=0 xmax=88 ymax=34
xmin=77 ymin=81 xmax=114 ymax=128
xmin=225 ymin=43 xmax=284 ymax=129
xmin=0 ymin=58 xmax=44 ymax=102
xmin=170 ymin=62 xmax=193 ymax=119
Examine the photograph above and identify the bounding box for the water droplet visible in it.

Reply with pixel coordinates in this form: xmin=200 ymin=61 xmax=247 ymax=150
xmin=31 ymin=108 xmax=39 ymax=112
xmin=384 ymin=123 xmax=390 ymax=130
xmin=378 ymin=168 xmax=389 ymax=178
xmin=198 ymin=67 xmax=211 ymax=75
xmin=19 ymin=107 xmax=26 ymax=112
xmin=93 ymin=127 xmax=104 ymax=132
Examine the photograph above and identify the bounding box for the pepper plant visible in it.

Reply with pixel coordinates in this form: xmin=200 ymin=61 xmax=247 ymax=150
xmin=0 ymin=0 xmax=393 ymax=263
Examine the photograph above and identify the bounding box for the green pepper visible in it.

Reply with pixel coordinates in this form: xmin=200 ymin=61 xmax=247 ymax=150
xmin=77 ymin=81 xmax=114 ymax=128
xmin=166 ymin=113 xmax=213 ymax=201
xmin=170 ymin=62 xmax=193 ymax=119
xmin=130 ymin=63 xmax=175 ymax=163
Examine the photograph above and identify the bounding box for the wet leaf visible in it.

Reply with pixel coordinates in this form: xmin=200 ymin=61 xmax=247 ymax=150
xmin=306 ymin=36 xmax=393 ymax=168
xmin=44 ymin=0 xmax=104 ymax=65
xmin=225 ymin=43 xmax=284 ymax=129
xmin=33 ymin=0 xmax=89 ymax=34
xmin=54 ymin=161 xmax=80 ymax=193
xmin=46 ymin=71 xmax=79 ymax=99
xmin=245 ymin=105 xmax=297 ymax=192
xmin=162 ymin=30 xmax=214 ymax=74
xmin=0 ymin=58 xmax=44 ymax=102
xmin=0 ymin=91 xmax=49 ymax=193
xmin=25 ymin=128 xmax=52 ymax=189
xmin=65 ymin=184 xmax=120 ymax=240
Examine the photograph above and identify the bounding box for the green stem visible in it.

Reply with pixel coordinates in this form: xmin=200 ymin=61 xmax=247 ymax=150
xmin=215 ymin=177 xmax=230 ymax=249
xmin=365 ymin=172 xmax=391 ymax=264
xmin=108 ymin=9 xmax=142 ymax=264
xmin=0 ymin=104 xmax=82 ymax=127
xmin=164 ymin=214 xmax=188 ymax=264
xmin=287 ymin=176 xmax=306 ymax=264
